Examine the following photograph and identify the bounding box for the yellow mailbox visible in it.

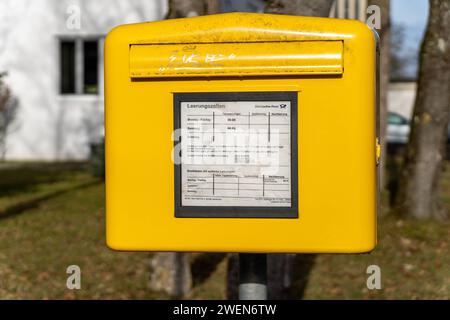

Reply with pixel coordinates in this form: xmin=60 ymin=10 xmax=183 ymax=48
xmin=105 ymin=13 xmax=379 ymax=253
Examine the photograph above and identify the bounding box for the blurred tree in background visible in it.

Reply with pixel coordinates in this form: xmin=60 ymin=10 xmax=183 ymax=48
xmin=149 ymin=0 xmax=220 ymax=299
xmin=390 ymin=23 xmax=417 ymax=80
xmin=395 ymin=0 xmax=450 ymax=220
xmin=264 ymin=0 xmax=334 ymax=300
xmin=369 ymin=0 xmax=390 ymax=189
xmin=225 ymin=0 xmax=335 ymax=300
xmin=150 ymin=0 xmax=450 ymax=299
xmin=167 ymin=0 xmax=219 ymax=18
xmin=264 ymin=0 xmax=334 ymax=15
xmin=0 ymin=72 xmax=19 ymax=161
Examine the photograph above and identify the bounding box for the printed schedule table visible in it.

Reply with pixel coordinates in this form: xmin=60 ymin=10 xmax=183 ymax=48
xmin=179 ymin=100 xmax=292 ymax=207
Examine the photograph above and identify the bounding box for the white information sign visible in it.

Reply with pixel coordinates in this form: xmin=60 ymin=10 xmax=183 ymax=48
xmin=180 ymin=100 xmax=292 ymax=207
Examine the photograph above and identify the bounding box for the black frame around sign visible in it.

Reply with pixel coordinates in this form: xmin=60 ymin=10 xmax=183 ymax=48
xmin=173 ymin=92 xmax=298 ymax=218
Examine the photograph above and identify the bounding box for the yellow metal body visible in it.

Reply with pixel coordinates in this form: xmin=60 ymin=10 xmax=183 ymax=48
xmin=105 ymin=13 xmax=378 ymax=253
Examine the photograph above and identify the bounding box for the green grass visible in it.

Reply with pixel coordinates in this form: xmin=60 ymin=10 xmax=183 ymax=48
xmin=299 ymin=163 xmax=450 ymax=299
xmin=0 ymin=162 xmax=448 ymax=299
xmin=187 ymin=215 xmax=450 ymax=300
xmin=0 ymin=162 xmax=164 ymax=299
xmin=0 ymin=183 xmax=164 ymax=299
xmin=0 ymin=162 xmax=97 ymax=213
xmin=302 ymin=216 xmax=449 ymax=299
xmin=191 ymin=162 xmax=450 ymax=300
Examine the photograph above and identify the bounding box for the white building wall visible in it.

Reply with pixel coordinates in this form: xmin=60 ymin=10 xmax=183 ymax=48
xmin=0 ymin=0 xmax=167 ymax=160
xmin=388 ymin=82 xmax=417 ymax=119
xmin=1 ymin=0 xmax=418 ymax=160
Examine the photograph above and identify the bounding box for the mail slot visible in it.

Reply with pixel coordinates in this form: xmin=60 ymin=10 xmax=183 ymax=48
xmin=105 ymin=13 xmax=378 ymax=253
xmin=129 ymin=41 xmax=344 ymax=77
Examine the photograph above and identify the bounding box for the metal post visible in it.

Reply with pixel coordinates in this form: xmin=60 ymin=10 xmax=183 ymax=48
xmin=238 ymin=253 xmax=267 ymax=300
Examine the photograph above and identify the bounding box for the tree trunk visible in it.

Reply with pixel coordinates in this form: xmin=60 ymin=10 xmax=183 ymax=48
xmin=166 ymin=0 xmax=219 ymax=18
xmin=266 ymin=254 xmax=291 ymax=299
xmin=149 ymin=252 xmax=192 ymax=298
xmin=167 ymin=0 xmax=205 ymax=18
xmin=205 ymin=0 xmax=220 ymax=14
xmin=259 ymin=0 xmax=334 ymax=300
xmin=395 ymin=0 xmax=450 ymax=220
xmin=226 ymin=254 xmax=239 ymax=299
xmin=265 ymin=0 xmax=334 ymax=16
xmin=369 ymin=0 xmax=390 ymax=192
xmin=149 ymin=0 xmax=221 ymax=298
xmin=0 ymin=73 xmax=18 ymax=161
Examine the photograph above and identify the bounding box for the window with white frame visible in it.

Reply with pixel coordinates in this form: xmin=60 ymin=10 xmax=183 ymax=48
xmin=59 ymin=38 xmax=102 ymax=95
